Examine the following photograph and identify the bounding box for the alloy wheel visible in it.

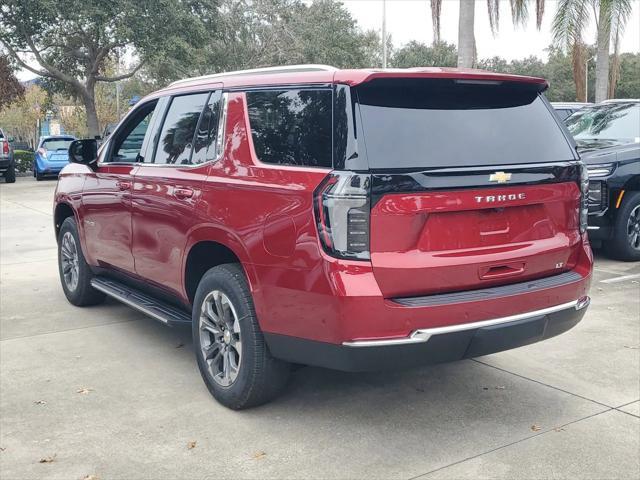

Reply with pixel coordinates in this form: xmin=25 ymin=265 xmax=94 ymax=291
xmin=60 ymin=231 xmax=80 ymax=291
xmin=628 ymin=204 xmax=640 ymax=251
xmin=199 ymin=290 xmax=242 ymax=387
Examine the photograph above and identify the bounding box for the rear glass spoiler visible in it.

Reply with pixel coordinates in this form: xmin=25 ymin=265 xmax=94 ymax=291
xmin=334 ymin=69 xmax=548 ymax=93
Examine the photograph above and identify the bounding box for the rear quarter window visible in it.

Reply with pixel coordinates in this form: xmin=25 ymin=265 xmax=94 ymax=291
xmin=246 ymin=89 xmax=332 ymax=168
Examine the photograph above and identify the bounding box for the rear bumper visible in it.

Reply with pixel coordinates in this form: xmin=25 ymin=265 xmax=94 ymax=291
xmin=0 ymin=158 xmax=12 ymax=171
xmin=587 ymin=213 xmax=613 ymax=241
xmin=265 ymin=297 xmax=589 ymax=371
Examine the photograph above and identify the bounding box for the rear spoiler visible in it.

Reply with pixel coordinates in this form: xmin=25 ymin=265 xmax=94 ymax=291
xmin=334 ymin=68 xmax=549 ymax=93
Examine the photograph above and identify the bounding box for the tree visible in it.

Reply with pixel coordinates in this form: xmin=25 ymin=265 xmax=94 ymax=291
xmin=553 ymin=0 xmax=632 ymax=102
xmin=0 ymin=0 xmax=219 ymax=137
xmin=392 ymin=41 xmax=457 ymax=68
xmin=431 ymin=0 xmax=546 ymax=68
xmin=0 ymin=54 xmax=24 ymax=109
xmin=145 ymin=0 xmax=381 ymax=84
xmin=615 ymin=53 xmax=640 ymax=98
xmin=0 ymin=84 xmax=47 ymax=147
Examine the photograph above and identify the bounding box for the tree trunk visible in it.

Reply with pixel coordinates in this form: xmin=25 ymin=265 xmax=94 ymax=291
xmin=82 ymin=90 xmax=100 ymax=138
xmin=595 ymin=2 xmax=611 ymax=103
xmin=572 ymin=41 xmax=587 ymax=102
xmin=457 ymin=0 xmax=475 ymax=68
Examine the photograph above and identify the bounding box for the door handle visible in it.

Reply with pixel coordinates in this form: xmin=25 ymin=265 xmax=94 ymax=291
xmin=173 ymin=187 xmax=194 ymax=199
xmin=116 ymin=180 xmax=132 ymax=191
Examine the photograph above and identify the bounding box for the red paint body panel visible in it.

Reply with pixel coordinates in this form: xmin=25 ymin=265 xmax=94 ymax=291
xmin=53 ymin=67 xmax=591 ymax=351
xmin=154 ymin=67 xmax=547 ymax=96
xmin=132 ymin=164 xmax=207 ymax=296
xmin=370 ymin=182 xmax=582 ymax=297
xmin=80 ymin=164 xmax=137 ymax=273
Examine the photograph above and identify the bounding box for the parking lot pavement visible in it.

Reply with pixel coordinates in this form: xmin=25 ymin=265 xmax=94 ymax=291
xmin=1 ymin=177 xmax=639 ymax=480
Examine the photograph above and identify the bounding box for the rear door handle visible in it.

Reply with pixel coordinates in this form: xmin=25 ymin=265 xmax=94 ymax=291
xmin=116 ymin=180 xmax=132 ymax=191
xmin=173 ymin=187 xmax=194 ymax=199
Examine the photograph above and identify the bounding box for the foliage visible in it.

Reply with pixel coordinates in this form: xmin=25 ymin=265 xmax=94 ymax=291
xmin=613 ymin=53 xmax=640 ymax=98
xmin=0 ymin=0 xmax=220 ymax=136
xmin=13 ymin=149 xmax=35 ymax=173
xmin=552 ymin=0 xmax=633 ymax=101
xmin=144 ymin=0 xmax=382 ymax=84
xmin=392 ymin=41 xmax=457 ymax=68
xmin=0 ymin=85 xmax=47 ymax=147
xmin=431 ymin=0 xmax=546 ymax=67
xmin=0 ymin=55 xmax=24 ymax=109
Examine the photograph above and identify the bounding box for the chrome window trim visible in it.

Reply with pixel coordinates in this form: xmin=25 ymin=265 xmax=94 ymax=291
xmin=214 ymin=92 xmax=229 ymax=162
xmin=342 ymin=298 xmax=590 ymax=347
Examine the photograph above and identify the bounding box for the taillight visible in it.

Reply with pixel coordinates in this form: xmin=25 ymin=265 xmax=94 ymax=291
xmin=579 ymin=163 xmax=589 ymax=233
xmin=314 ymin=171 xmax=371 ymax=260
xmin=38 ymin=147 xmax=47 ymax=156
xmin=2 ymin=141 xmax=8 ymax=155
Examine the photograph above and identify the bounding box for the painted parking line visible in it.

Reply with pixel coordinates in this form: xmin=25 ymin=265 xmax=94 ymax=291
xmin=600 ymin=273 xmax=640 ymax=284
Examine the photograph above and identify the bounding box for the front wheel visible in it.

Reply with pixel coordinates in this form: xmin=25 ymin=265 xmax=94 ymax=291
xmin=57 ymin=217 xmax=106 ymax=306
xmin=605 ymin=191 xmax=640 ymax=261
xmin=192 ymin=264 xmax=290 ymax=409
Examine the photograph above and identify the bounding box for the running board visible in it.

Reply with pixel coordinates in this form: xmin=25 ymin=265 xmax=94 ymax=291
xmin=90 ymin=277 xmax=192 ymax=326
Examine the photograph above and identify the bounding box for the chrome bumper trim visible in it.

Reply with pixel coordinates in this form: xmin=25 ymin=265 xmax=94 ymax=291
xmin=342 ymin=298 xmax=590 ymax=348
xmin=587 ymin=226 xmax=600 ymax=230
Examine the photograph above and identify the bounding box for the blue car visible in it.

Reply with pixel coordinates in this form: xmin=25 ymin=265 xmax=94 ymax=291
xmin=34 ymin=135 xmax=76 ymax=180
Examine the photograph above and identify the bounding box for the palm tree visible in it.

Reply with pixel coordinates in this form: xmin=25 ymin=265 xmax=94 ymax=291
xmin=553 ymin=0 xmax=632 ymax=102
xmin=431 ymin=0 xmax=545 ymax=68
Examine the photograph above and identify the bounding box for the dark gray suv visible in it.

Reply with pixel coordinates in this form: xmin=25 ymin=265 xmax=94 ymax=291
xmin=0 ymin=128 xmax=16 ymax=183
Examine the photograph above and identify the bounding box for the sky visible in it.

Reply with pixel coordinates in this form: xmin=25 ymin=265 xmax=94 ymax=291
xmin=343 ymin=0 xmax=640 ymax=61
xmin=15 ymin=0 xmax=640 ymax=80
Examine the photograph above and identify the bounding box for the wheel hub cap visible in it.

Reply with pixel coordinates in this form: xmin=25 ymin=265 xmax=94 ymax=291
xmin=60 ymin=231 xmax=79 ymax=291
xmin=199 ymin=290 xmax=242 ymax=387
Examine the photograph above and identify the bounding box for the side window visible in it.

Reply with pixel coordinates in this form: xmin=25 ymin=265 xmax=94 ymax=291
xmin=152 ymin=93 xmax=208 ymax=165
xmin=246 ymin=89 xmax=332 ymax=168
xmin=191 ymin=91 xmax=222 ymax=165
xmin=109 ymin=101 xmax=157 ymax=163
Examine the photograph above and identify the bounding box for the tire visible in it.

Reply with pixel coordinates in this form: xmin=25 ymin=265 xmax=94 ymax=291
xmin=604 ymin=191 xmax=640 ymax=262
xmin=35 ymin=170 xmax=44 ymax=181
xmin=57 ymin=217 xmax=106 ymax=306
xmin=4 ymin=164 xmax=16 ymax=183
xmin=192 ymin=264 xmax=290 ymax=409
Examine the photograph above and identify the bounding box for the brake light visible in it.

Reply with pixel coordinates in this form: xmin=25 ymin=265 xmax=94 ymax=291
xmin=38 ymin=147 xmax=47 ymax=156
xmin=579 ymin=163 xmax=589 ymax=234
xmin=314 ymin=172 xmax=371 ymax=260
xmin=2 ymin=141 xmax=8 ymax=155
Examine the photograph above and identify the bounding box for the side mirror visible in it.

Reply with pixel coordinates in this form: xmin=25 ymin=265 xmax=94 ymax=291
xmin=69 ymin=139 xmax=98 ymax=168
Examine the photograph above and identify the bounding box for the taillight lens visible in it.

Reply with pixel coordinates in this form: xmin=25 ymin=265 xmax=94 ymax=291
xmin=38 ymin=147 xmax=47 ymax=157
xmin=314 ymin=171 xmax=371 ymax=260
xmin=579 ymin=163 xmax=589 ymax=233
xmin=2 ymin=141 xmax=8 ymax=155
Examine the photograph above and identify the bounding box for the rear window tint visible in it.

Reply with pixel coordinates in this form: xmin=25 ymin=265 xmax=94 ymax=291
xmin=356 ymin=79 xmax=575 ymax=170
xmin=153 ymin=93 xmax=208 ymax=165
xmin=191 ymin=92 xmax=222 ymax=165
xmin=246 ymin=89 xmax=332 ymax=168
xmin=42 ymin=138 xmax=75 ymax=151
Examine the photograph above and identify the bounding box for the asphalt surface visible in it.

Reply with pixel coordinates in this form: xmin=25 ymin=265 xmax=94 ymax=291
xmin=1 ymin=177 xmax=639 ymax=480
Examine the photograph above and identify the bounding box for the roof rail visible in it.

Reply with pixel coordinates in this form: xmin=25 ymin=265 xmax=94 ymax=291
xmin=168 ymin=64 xmax=338 ymax=87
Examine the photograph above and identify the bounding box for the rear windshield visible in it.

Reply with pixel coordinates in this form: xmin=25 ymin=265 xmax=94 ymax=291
xmin=42 ymin=138 xmax=74 ymax=151
xmin=355 ymin=79 xmax=575 ymax=170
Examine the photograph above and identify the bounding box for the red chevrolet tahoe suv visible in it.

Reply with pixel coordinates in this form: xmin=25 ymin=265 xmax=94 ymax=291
xmin=54 ymin=65 xmax=593 ymax=409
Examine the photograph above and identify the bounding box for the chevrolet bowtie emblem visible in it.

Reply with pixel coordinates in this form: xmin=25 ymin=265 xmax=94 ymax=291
xmin=489 ymin=171 xmax=512 ymax=183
